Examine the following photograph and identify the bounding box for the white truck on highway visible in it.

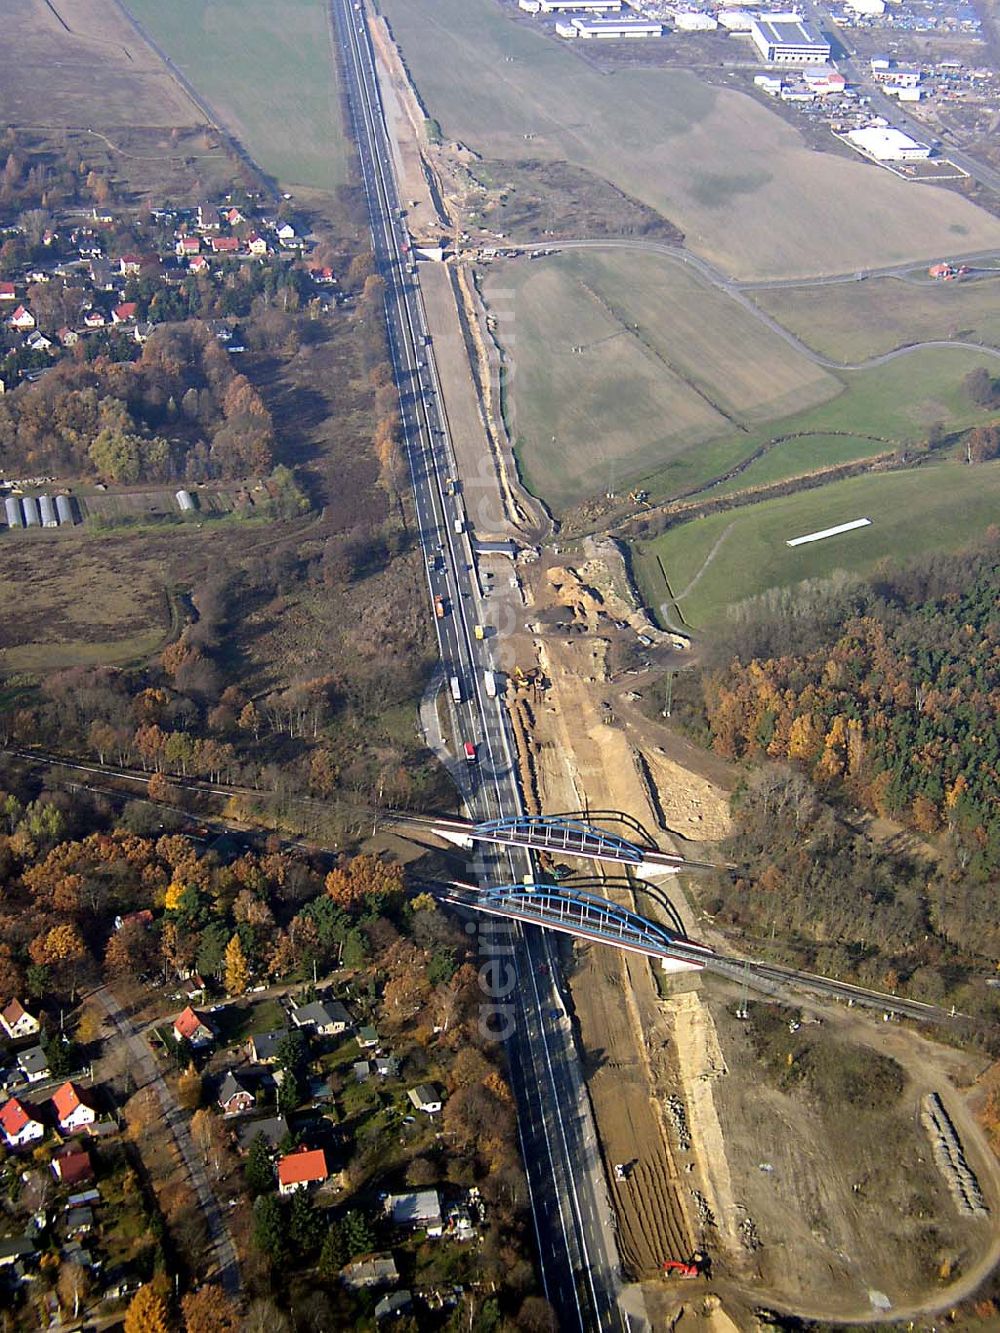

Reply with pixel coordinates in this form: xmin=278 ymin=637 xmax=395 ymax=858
xmin=450 ymin=675 xmax=462 ymax=704
xmin=484 ymin=670 xmax=497 ymax=699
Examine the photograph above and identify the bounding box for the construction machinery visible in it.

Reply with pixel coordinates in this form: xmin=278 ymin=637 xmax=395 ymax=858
xmin=662 ymin=1252 xmax=709 ymax=1280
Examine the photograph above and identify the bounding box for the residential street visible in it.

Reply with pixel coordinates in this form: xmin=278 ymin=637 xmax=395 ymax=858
xmin=92 ymin=987 xmax=240 ymax=1296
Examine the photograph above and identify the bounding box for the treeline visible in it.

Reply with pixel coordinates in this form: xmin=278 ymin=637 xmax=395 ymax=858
xmin=0 ymin=125 xmax=259 ymax=220
xmin=699 ymin=539 xmax=1000 ymax=879
xmin=0 ymin=321 xmax=275 ymax=481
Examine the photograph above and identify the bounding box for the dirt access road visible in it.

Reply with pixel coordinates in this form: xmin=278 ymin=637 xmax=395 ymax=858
xmin=505 ymin=557 xmax=706 ymax=1283
xmin=369 ymin=15 xmax=549 ymax=542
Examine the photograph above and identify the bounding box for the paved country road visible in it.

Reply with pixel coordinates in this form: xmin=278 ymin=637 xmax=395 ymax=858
xmin=507 ymin=238 xmax=1000 ymax=373
xmin=94 ymin=987 xmax=241 ymax=1297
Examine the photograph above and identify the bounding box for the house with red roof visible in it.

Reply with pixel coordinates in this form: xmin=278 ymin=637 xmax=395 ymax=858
xmin=308 ymin=266 xmax=336 ymax=284
xmin=8 ymin=305 xmax=35 ymax=330
xmin=209 ymin=236 xmax=240 ymax=255
xmin=52 ymin=1082 xmax=96 ymax=1134
xmin=173 ymin=1006 xmax=216 ymax=1049
xmin=176 ymin=236 xmax=201 ymax=257
xmin=277 ymin=1145 xmax=329 ymax=1195
xmin=83 ymin=310 xmax=106 ymax=328
xmin=52 ymin=1145 xmax=94 ymax=1186
xmin=111 ymin=302 xmax=138 ymax=325
xmin=119 ymin=255 xmax=143 ymax=276
xmin=189 ymin=255 xmax=210 ymax=274
xmin=1 ymin=998 xmax=41 ymax=1041
xmin=247 ymin=234 xmax=268 ymax=257
xmin=0 ymin=1097 xmax=45 ymax=1149
xmin=0 ymin=281 xmax=15 ymax=301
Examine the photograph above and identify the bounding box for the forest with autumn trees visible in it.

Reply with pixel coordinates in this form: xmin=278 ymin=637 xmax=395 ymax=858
xmin=0 ymin=321 xmax=275 ymax=482
xmin=668 ymin=537 xmax=1000 ymax=1024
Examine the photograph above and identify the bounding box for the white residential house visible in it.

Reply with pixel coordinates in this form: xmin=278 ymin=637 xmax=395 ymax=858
xmin=17 ymin=1046 xmax=50 ymax=1083
xmin=1 ymin=998 xmax=41 ymax=1041
xmin=290 ymin=999 xmax=351 ymax=1036
xmin=0 ymin=1097 xmax=45 ymax=1149
xmin=407 ymin=1083 xmax=444 ymax=1115
xmin=51 ymin=1082 xmax=97 ymax=1134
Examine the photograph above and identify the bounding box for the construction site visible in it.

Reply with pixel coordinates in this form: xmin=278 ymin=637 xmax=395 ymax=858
xmin=363 ymin=12 xmax=1000 ymax=1326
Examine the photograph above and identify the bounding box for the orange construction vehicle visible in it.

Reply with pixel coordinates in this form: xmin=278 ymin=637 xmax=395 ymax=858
xmin=662 ymin=1252 xmax=709 ymax=1279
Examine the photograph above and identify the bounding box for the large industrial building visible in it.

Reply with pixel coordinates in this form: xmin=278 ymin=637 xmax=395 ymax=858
xmin=846 ymin=125 xmax=932 ymax=160
xmin=750 ymin=12 xmax=831 ymax=63
xmin=536 ymin=0 xmax=623 ymax=11
xmin=557 ymin=14 xmax=663 ymax=35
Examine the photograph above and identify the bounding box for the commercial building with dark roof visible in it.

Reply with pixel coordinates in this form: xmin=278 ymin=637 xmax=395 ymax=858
xmin=751 ymin=13 xmax=830 ymax=63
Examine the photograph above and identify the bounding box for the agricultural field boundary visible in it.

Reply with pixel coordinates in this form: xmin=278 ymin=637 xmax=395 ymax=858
xmin=505 ymin=239 xmax=1000 ymax=374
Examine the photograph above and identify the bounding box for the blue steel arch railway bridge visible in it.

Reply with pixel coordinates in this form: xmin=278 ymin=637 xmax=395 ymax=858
xmin=401 ymin=808 xmax=718 ymax=874
xmin=394 ymin=810 xmax=969 ymax=1026
xmin=437 ymin=881 xmax=713 ymax=973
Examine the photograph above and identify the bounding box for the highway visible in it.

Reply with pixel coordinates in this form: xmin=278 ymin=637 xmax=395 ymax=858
xmin=330 ymin=1 xmax=631 ymax=1326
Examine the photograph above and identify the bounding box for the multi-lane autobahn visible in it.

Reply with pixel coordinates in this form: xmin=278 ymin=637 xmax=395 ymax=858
xmin=330 ymin=0 xmax=633 ymax=1326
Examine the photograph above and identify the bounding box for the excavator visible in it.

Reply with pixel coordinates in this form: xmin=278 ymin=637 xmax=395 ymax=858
xmin=662 ymin=1252 xmax=710 ymax=1280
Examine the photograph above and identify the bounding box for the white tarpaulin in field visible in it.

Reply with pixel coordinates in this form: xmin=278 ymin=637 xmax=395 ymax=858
xmin=786 ymin=518 xmax=871 ymax=548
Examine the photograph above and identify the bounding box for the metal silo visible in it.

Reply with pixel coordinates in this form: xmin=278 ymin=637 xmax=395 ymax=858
xmin=175 ymin=489 xmax=196 ymax=513
xmin=4 ymin=496 xmax=22 ymax=528
xmin=38 ymin=495 xmax=58 ymax=528
xmin=21 ymin=496 xmax=40 ymax=527
xmin=55 ymin=494 xmax=75 ymax=526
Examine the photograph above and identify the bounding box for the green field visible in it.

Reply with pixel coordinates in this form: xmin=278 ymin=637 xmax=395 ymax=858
xmin=379 ymin=0 xmax=1000 ymax=279
xmin=489 ymin=248 xmax=1000 ymax=511
xmin=643 ymin=342 xmax=1000 ymax=501
xmin=634 ymin=460 xmax=1000 ymax=629
xmin=489 ymin=248 xmax=837 ymax=510
xmin=752 ymin=275 xmax=1000 ymax=362
xmin=125 ymin=0 xmax=347 ymax=190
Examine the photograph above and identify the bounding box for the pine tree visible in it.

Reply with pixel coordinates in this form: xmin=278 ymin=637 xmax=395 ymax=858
xmin=341 ymin=1209 xmax=374 ymax=1259
xmin=245 ymin=1133 xmax=274 ymax=1196
xmin=224 ymin=933 xmax=249 ymax=995
xmin=317 ymin=1223 xmax=346 ymax=1279
xmin=252 ymin=1194 xmax=286 ymax=1262
xmin=276 ymin=1068 xmax=301 ymax=1116
xmin=288 ymin=1189 xmax=324 ymax=1257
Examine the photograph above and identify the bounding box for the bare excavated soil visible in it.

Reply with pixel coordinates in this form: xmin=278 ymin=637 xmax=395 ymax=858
xmin=500 ymin=549 xmax=1000 ymax=1324
xmin=701 ymin=989 xmax=1000 ymax=1322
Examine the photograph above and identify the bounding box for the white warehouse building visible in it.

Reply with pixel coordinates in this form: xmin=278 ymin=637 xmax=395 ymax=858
xmin=538 ymin=0 xmax=623 ymax=10
xmin=560 ymin=15 xmax=663 ymax=35
xmin=847 ymin=125 xmax=932 ymax=161
xmin=718 ymin=10 xmax=756 ymax=30
xmin=750 ymin=13 xmax=831 ymax=63
xmin=674 ymin=11 xmax=719 ymax=30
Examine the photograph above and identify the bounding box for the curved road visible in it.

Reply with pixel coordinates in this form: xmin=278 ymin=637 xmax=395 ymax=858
xmin=508 ymin=237 xmax=1000 ymax=372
